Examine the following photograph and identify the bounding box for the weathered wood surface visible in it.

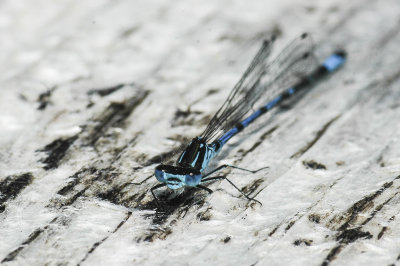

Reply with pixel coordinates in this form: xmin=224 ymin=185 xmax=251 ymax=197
xmin=1 ymin=0 xmax=400 ymax=265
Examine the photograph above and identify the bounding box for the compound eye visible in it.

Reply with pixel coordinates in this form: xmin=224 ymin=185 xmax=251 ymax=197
xmin=185 ymin=172 xmax=201 ymax=187
xmin=155 ymin=169 xmax=165 ymax=182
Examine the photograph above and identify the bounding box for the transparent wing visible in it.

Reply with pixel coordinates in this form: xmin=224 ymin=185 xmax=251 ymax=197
xmin=201 ymin=33 xmax=317 ymax=142
xmin=201 ymin=38 xmax=274 ymax=141
xmin=255 ymin=33 xmax=317 ymax=108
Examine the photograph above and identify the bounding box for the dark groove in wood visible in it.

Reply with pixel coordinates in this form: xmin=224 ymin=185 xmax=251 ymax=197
xmin=291 ymin=115 xmax=341 ymax=158
xmin=39 ymin=136 xmax=78 ymax=170
xmin=0 ymin=173 xmax=33 ymax=213
xmin=240 ymin=126 xmax=279 ymax=157
xmin=77 ymin=211 xmax=132 ymax=265
xmin=84 ymin=90 xmax=149 ymax=146
xmin=321 ymin=174 xmax=400 ymax=265
xmin=1 ymin=217 xmax=57 ymax=263
xmin=87 ymin=83 xmax=127 ymax=97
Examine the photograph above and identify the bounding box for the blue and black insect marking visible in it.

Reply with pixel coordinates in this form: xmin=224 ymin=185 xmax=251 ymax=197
xmin=152 ymin=33 xmax=346 ymax=205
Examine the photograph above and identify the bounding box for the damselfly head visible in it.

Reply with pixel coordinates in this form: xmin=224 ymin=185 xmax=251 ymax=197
xmin=155 ymin=164 xmax=202 ymax=189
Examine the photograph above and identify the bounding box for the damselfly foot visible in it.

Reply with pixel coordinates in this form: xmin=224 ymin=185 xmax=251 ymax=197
xmin=199 ymin=176 xmax=263 ymax=206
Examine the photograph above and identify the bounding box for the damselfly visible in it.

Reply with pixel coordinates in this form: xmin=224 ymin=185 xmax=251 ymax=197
xmin=152 ymin=33 xmax=346 ymax=205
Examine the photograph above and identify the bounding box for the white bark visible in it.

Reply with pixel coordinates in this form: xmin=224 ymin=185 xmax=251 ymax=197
xmin=1 ymin=0 xmax=400 ymax=265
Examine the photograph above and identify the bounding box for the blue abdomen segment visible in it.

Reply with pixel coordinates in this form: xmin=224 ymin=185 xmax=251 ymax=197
xmin=218 ymin=94 xmax=283 ymax=146
xmin=323 ymin=51 xmax=346 ymax=72
xmin=218 ymin=128 xmax=238 ymax=146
